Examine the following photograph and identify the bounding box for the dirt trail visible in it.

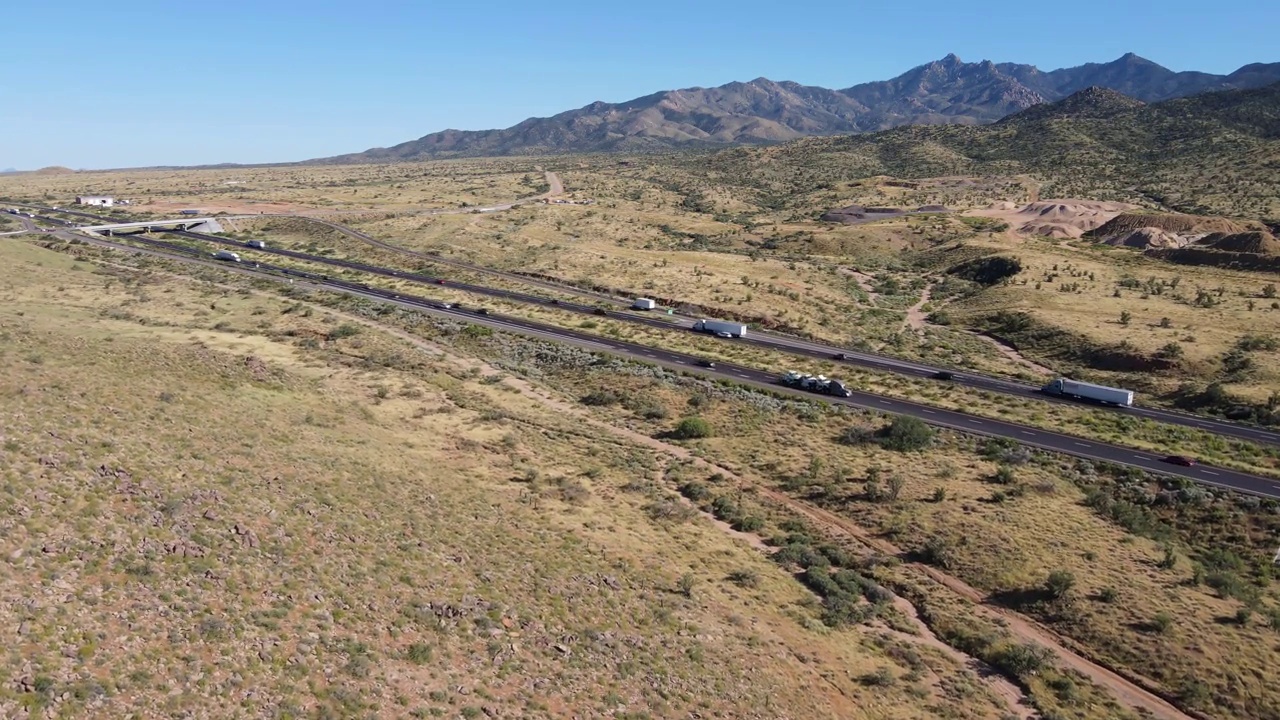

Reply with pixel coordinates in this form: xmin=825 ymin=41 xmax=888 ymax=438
xmin=905 ymin=283 xmax=934 ymax=332
xmin=435 ymin=340 xmax=1188 ymax=720
xmin=543 ymin=171 xmax=563 ymax=197
xmin=169 ymin=276 xmax=1178 ymax=720
xmin=970 ymin=332 xmax=1055 ymax=377
xmin=755 ymin=490 xmax=1195 ymax=720
xmin=838 ymin=268 xmax=880 ymax=305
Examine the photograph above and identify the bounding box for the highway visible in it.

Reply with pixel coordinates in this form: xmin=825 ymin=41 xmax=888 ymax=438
xmin=21 ymin=218 xmax=1280 ymax=499
xmin=12 ymin=199 xmax=1280 ymax=448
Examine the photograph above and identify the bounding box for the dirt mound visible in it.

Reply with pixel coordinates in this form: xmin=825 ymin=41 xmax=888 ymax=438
xmin=1016 ymin=200 xmax=1129 ymax=227
xmin=1102 ymin=226 xmax=1190 ymax=249
xmin=820 ymin=205 xmax=867 ymax=223
xmin=1088 ymin=212 xmax=1256 ymax=240
xmin=969 ymin=199 xmax=1132 ymax=238
xmin=1199 ymin=230 xmax=1280 ymax=255
xmin=1020 ymin=222 xmax=1083 ymax=239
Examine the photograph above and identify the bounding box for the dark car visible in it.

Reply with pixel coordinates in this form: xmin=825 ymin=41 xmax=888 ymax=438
xmin=476 ymin=308 xmax=490 ymax=315
xmin=548 ymin=299 xmax=560 ymax=305
xmin=697 ymin=359 xmax=716 ymax=368
xmin=1164 ymin=455 xmax=1197 ymax=466
xmin=933 ymin=371 xmax=956 ymax=381
xmin=436 ymin=279 xmax=445 ymax=285
xmin=832 ymin=353 xmax=849 ymax=361
xmin=593 ymin=307 xmax=608 ymax=316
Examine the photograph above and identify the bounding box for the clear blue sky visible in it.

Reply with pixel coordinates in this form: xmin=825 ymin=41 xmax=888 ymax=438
xmin=4 ymin=0 xmax=1276 ymax=169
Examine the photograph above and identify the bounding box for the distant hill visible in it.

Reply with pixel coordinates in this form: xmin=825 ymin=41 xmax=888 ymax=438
xmin=308 ymin=53 xmax=1280 ymax=163
xmin=695 ymin=82 xmax=1280 ymax=220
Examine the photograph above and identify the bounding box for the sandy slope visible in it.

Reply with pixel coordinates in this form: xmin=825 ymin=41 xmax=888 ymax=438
xmin=967 ymin=200 xmax=1135 ymax=239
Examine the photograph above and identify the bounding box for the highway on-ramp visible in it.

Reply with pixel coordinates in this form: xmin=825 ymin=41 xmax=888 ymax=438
xmin=25 ymin=222 xmax=1280 ymax=500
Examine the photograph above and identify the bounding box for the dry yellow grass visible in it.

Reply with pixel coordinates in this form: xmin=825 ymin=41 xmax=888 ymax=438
xmin=0 ymin=238 xmax=1025 ymax=719
xmin=5 ymin=155 xmax=1278 ymax=718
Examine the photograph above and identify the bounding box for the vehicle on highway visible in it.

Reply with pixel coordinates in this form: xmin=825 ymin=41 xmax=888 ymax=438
xmin=632 ymin=297 xmax=656 ymax=310
xmin=548 ymin=299 xmax=560 ymax=304
xmin=245 ymin=239 xmax=266 ymax=249
xmin=1164 ymin=455 xmax=1197 ymax=466
xmin=1041 ymin=377 xmax=1134 ymax=407
xmin=436 ymin=279 xmax=445 ymax=284
xmin=693 ymin=318 xmax=747 ymax=338
xmin=213 ymin=250 xmax=241 ymax=262
xmin=594 ymin=308 xmax=608 ymax=316
xmin=779 ymin=370 xmax=852 ymax=398
xmin=715 ymin=331 xmax=733 ymax=338
xmin=697 ymin=359 xmax=716 ymax=368
xmin=476 ymin=308 xmax=490 ymax=315
xmin=832 ymin=353 xmax=849 ymax=360
xmin=933 ymin=371 xmax=956 ymax=381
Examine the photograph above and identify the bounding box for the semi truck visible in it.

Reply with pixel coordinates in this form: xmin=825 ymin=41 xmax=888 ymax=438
xmin=632 ymin=298 xmax=656 ymax=310
xmin=213 ymin=250 xmax=242 ymax=262
xmin=1041 ymin=377 xmax=1134 ymax=407
xmin=693 ymin=319 xmax=747 ymax=338
xmin=779 ymin=370 xmax=852 ymax=398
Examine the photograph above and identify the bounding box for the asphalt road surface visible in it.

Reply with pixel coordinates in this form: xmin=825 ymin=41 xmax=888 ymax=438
xmin=14 ymin=199 xmax=1280 ymax=448
xmin=161 ymin=222 xmax=1280 ymax=449
xmin=26 ymin=221 xmax=1280 ymax=499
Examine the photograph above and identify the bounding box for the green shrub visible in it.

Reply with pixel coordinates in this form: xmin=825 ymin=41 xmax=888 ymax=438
xmin=1045 ymin=569 xmax=1076 ymax=600
xmin=671 ymin=417 xmax=712 ymax=439
xmin=878 ymin=416 xmax=934 ymax=452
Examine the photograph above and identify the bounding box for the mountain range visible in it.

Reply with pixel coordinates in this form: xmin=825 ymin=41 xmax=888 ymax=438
xmin=310 ymin=53 xmax=1280 ymax=163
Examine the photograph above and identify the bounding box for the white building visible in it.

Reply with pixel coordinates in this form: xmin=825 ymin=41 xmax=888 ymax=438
xmin=76 ymin=196 xmax=114 ymax=207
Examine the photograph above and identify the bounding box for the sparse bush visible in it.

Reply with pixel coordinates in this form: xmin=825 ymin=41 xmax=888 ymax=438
xmin=1151 ymin=611 xmax=1174 ymax=634
xmin=919 ymin=536 xmax=955 ymax=569
xmin=671 ymin=417 xmax=712 ymax=439
xmin=328 ymin=323 xmax=362 ymax=340
xmin=678 ymin=481 xmax=709 ymax=501
xmin=991 ymin=642 xmax=1053 ymax=678
xmin=407 ymin=643 xmax=433 ymax=665
xmin=1045 ymin=569 xmax=1076 ymax=600
xmin=877 ymin=416 xmax=934 ymax=452
xmin=727 ymin=569 xmax=760 ymax=588
xmin=581 ymin=389 xmax=621 ymax=406
xmin=677 ymin=572 xmax=698 ymax=597
xmin=838 ymin=425 xmax=875 ymax=446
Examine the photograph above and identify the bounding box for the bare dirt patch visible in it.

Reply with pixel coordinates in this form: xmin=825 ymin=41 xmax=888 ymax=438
xmin=968 ymin=199 xmax=1135 ymax=239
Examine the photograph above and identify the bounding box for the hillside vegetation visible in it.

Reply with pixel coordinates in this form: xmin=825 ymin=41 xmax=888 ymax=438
xmin=693 ymin=83 xmax=1280 ymax=220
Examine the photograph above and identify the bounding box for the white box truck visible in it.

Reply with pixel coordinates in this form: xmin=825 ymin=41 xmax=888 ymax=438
xmin=693 ymin=319 xmax=747 ymax=338
xmin=1041 ymin=377 xmax=1134 ymax=406
xmin=632 ymin=298 xmax=656 ymax=310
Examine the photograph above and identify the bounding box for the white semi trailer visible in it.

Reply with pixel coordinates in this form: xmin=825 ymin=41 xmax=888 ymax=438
xmin=1041 ymin=377 xmax=1134 ymax=406
xmin=632 ymin=298 xmax=656 ymax=310
xmin=693 ymin=319 xmax=747 ymax=338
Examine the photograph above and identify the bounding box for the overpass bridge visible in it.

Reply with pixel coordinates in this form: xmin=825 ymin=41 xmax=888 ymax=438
xmin=75 ymin=217 xmax=224 ymax=235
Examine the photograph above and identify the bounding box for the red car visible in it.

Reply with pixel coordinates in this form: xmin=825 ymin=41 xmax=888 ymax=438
xmin=1163 ymin=455 xmax=1197 ymax=467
